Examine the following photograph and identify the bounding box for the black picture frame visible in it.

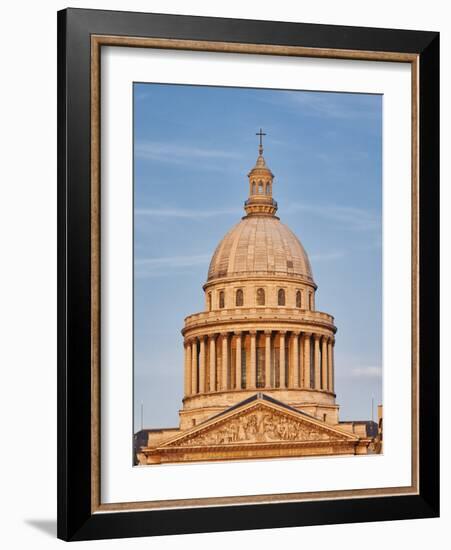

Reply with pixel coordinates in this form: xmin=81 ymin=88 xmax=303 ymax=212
xmin=57 ymin=7 xmax=439 ymax=541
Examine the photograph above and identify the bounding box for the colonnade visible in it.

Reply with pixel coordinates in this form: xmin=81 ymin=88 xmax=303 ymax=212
xmin=184 ymin=330 xmax=334 ymax=397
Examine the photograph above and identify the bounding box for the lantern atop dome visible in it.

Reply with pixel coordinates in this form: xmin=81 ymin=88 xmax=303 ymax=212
xmin=245 ymin=129 xmax=278 ymax=217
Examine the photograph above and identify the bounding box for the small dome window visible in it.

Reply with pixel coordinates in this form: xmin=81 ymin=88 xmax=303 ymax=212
xmin=236 ymin=288 xmax=244 ymax=307
xmin=252 ymin=181 xmax=256 ymax=194
xmin=258 ymin=181 xmax=263 ymax=194
xmin=296 ymin=290 xmax=302 ymax=308
xmin=256 ymin=288 xmax=265 ymax=306
xmin=278 ymin=288 xmax=286 ymax=306
xmin=265 ymin=182 xmax=270 ymax=195
xmin=219 ymin=290 xmax=225 ymax=309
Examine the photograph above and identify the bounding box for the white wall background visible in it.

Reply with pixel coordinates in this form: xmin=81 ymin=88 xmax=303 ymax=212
xmin=0 ymin=1 xmax=447 ymax=548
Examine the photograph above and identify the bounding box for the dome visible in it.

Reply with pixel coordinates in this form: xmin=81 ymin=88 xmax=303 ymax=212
xmin=207 ymin=215 xmax=315 ymax=284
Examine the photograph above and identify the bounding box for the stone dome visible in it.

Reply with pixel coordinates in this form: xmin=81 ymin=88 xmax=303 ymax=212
xmin=207 ymin=215 xmax=315 ymax=284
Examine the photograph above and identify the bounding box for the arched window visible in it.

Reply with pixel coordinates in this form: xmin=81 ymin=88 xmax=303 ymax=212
xmin=265 ymin=182 xmax=270 ymax=195
xmin=296 ymin=290 xmax=302 ymax=308
xmin=278 ymin=288 xmax=286 ymax=306
xmin=256 ymin=288 xmax=265 ymax=306
xmin=258 ymin=181 xmax=263 ymax=194
xmin=236 ymin=288 xmax=244 ymax=307
xmin=252 ymin=181 xmax=256 ymax=194
xmin=219 ymin=290 xmax=225 ymax=309
xmin=208 ymin=292 xmax=212 ymax=311
xmin=308 ymin=291 xmax=313 ymax=310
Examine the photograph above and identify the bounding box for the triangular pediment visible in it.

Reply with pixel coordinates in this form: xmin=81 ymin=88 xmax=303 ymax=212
xmin=159 ymin=396 xmax=358 ymax=449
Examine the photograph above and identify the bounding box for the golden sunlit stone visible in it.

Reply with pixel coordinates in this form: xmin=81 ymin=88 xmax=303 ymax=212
xmin=137 ymin=134 xmax=379 ymax=465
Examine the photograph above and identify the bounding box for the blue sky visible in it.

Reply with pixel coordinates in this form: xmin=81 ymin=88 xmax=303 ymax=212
xmin=133 ymin=83 xmax=382 ymax=431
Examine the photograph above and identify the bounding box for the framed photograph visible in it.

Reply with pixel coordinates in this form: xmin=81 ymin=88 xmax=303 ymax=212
xmin=57 ymin=8 xmax=439 ymax=541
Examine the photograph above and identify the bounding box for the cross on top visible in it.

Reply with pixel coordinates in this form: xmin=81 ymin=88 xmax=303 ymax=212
xmin=256 ymin=128 xmax=266 ymax=153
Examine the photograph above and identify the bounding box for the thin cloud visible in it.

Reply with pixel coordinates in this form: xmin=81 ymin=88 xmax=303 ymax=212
xmin=135 ymin=254 xmax=210 ymax=277
xmin=310 ymin=251 xmax=346 ymax=262
xmin=287 ymin=91 xmax=380 ymax=120
xmin=134 ymin=90 xmax=152 ymax=102
xmin=135 ymin=141 xmax=242 ymax=165
xmin=260 ymin=90 xmax=380 ymax=121
xmin=315 ymin=150 xmax=370 ymax=164
xmin=347 ymin=366 xmax=382 ymax=378
xmin=285 ymin=202 xmax=380 ymax=231
xmin=135 ymin=207 xmax=240 ymax=219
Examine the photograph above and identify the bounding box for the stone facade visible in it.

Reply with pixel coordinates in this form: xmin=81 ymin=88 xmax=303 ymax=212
xmin=137 ymin=136 xmax=378 ymax=465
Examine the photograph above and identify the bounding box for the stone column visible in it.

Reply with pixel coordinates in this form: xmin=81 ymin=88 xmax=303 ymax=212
xmin=265 ymin=331 xmax=271 ymax=388
xmin=303 ymin=333 xmax=311 ymax=389
xmin=279 ymin=331 xmax=286 ymax=389
xmin=184 ymin=341 xmax=192 ymax=396
xmin=292 ymin=332 xmax=299 ymax=388
xmin=199 ymin=336 xmax=206 ymax=394
xmin=209 ymin=335 xmax=216 ymax=392
xmin=221 ymin=333 xmax=229 ymax=391
xmin=321 ymin=336 xmax=328 ymax=390
xmin=299 ymin=332 xmax=304 ymax=387
xmin=191 ymin=338 xmax=198 ymax=394
xmin=329 ymin=338 xmax=335 ymax=392
xmin=327 ymin=337 xmax=333 ymax=392
xmin=314 ymin=334 xmax=321 ymax=389
xmin=235 ymin=332 xmax=242 ymax=390
xmin=250 ymin=331 xmax=257 ymax=389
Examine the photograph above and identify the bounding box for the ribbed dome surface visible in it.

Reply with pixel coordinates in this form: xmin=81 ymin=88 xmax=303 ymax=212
xmin=207 ymin=215 xmax=314 ymax=283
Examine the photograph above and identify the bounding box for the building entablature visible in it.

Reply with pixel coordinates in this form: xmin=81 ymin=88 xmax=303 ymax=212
xmin=203 ymin=273 xmax=317 ymax=292
xmin=182 ymin=388 xmax=338 ymax=410
xmin=183 ymin=323 xmax=335 ymax=344
xmin=182 ymin=308 xmax=336 ymax=336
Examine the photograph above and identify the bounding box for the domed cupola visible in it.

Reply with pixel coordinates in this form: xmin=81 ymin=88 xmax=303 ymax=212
xmin=206 ymin=129 xmax=315 ymax=286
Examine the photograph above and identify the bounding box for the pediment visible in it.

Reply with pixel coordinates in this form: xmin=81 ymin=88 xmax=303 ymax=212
xmin=159 ymin=399 xmax=358 ymax=449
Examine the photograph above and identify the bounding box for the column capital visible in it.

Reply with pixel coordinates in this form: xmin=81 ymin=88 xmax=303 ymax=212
xmin=264 ymin=330 xmax=272 ymax=336
xmin=220 ymin=331 xmax=229 ymax=338
xmin=291 ymin=330 xmax=300 ymax=337
xmin=313 ymin=333 xmax=321 ymax=341
xmin=279 ymin=330 xmax=287 ymax=335
xmin=302 ymin=331 xmax=312 ymax=337
xmin=249 ymin=330 xmax=257 ymax=336
xmin=234 ymin=331 xmax=242 ymax=337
